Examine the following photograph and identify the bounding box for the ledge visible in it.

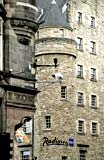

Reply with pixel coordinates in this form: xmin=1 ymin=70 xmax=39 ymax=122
xmin=35 ymin=37 xmax=76 ymax=45
xmin=0 ymin=84 xmax=40 ymax=95
xmin=10 ymin=17 xmax=39 ymax=32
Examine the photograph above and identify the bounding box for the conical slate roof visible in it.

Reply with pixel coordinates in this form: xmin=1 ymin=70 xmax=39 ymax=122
xmin=39 ymin=0 xmax=69 ymax=28
xmin=37 ymin=0 xmax=67 ymax=11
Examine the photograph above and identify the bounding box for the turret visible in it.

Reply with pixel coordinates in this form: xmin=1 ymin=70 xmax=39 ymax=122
xmin=34 ymin=1 xmax=77 ymax=159
xmin=3 ymin=0 xmax=39 ymax=76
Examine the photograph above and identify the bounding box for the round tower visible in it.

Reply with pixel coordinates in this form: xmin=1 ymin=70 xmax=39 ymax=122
xmin=4 ymin=0 xmax=38 ymax=74
xmin=35 ymin=1 xmax=77 ymax=159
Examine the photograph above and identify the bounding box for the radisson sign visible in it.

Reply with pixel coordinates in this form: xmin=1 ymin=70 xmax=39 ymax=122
xmin=43 ymin=137 xmax=68 ymax=146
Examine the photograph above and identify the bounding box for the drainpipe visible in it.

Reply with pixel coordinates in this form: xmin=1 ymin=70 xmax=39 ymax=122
xmin=32 ymin=116 xmax=35 ymax=160
xmin=0 ymin=2 xmax=7 ymax=133
xmin=0 ymin=18 xmax=3 ymax=71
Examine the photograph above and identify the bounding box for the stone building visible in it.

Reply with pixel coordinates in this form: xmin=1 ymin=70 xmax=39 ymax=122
xmin=34 ymin=0 xmax=104 ymax=160
xmin=0 ymin=0 xmax=39 ymax=160
xmin=0 ymin=0 xmax=104 ymax=160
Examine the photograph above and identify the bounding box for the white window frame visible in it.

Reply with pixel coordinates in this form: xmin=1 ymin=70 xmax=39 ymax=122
xmin=22 ymin=120 xmax=32 ymax=134
xmin=90 ymin=121 xmax=100 ymax=135
xmin=77 ymin=92 xmax=84 ymax=106
xmin=77 ymin=65 xmax=83 ymax=78
xmin=45 ymin=116 xmax=51 ymax=129
xmin=21 ymin=150 xmax=31 ymax=160
xmin=91 ymin=16 xmax=95 ymax=28
xmin=77 ymin=119 xmax=86 ymax=134
xmin=90 ymin=94 xmax=97 ymax=108
xmin=90 ymin=68 xmax=96 ymax=81
xmin=76 ymin=37 xmax=83 ymax=50
xmin=90 ymin=41 xmax=96 ymax=54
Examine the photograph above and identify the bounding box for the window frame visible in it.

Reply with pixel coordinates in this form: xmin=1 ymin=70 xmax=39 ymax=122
xmin=45 ymin=116 xmax=51 ymax=129
xmin=78 ymin=120 xmax=84 ymax=133
xmin=91 ymin=121 xmax=99 ymax=135
xmin=90 ymin=68 xmax=96 ymax=81
xmin=77 ymin=65 xmax=83 ymax=78
xmin=79 ymin=149 xmax=86 ymax=160
xmin=91 ymin=95 xmax=97 ymax=108
xmin=77 ymin=119 xmax=86 ymax=134
xmin=77 ymin=92 xmax=84 ymax=106
xmin=91 ymin=16 xmax=95 ymax=28
xmin=61 ymin=86 xmax=67 ymax=99
xmin=77 ymin=12 xmax=82 ymax=23
xmin=22 ymin=120 xmax=32 ymax=134
xmin=21 ymin=150 xmax=31 ymax=160
xmin=90 ymin=41 xmax=96 ymax=54
xmin=77 ymin=37 xmax=83 ymax=50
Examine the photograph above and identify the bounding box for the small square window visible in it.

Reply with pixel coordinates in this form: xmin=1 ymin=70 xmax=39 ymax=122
xmin=91 ymin=16 xmax=95 ymax=28
xmin=90 ymin=41 xmax=96 ymax=54
xmin=21 ymin=150 xmax=31 ymax=160
xmin=61 ymin=86 xmax=67 ymax=99
xmin=77 ymin=37 xmax=83 ymax=50
xmin=77 ymin=65 xmax=83 ymax=78
xmin=91 ymin=95 xmax=97 ymax=108
xmin=90 ymin=68 xmax=96 ymax=81
xmin=77 ymin=12 xmax=82 ymax=23
xmin=91 ymin=122 xmax=98 ymax=135
xmin=45 ymin=116 xmax=51 ymax=129
xmin=77 ymin=92 xmax=84 ymax=106
xmin=78 ymin=120 xmax=85 ymax=133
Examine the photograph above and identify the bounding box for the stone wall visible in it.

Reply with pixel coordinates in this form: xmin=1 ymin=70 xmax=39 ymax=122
xmin=34 ymin=0 xmax=104 ymax=159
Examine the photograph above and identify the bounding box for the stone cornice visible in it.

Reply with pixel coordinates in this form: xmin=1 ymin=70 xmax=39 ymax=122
xmin=35 ymin=37 xmax=76 ymax=45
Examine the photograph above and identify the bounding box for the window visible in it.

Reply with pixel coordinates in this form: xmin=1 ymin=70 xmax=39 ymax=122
xmin=91 ymin=95 xmax=97 ymax=107
xmin=21 ymin=150 xmax=31 ymax=160
xmin=91 ymin=122 xmax=98 ymax=135
xmin=37 ymin=31 xmax=39 ymax=39
xmin=45 ymin=116 xmax=51 ymax=129
xmin=22 ymin=120 xmax=32 ymax=133
xmin=77 ymin=65 xmax=83 ymax=78
xmin=77 ymin=120 xmax=85 ymax=133
xmin=60 ymin=29 xmax=64 ymax=37
xmin=77 ymin=37 xmax=83 ymax=50
xmin=77 ymin=92 xmax=84 ymax=106
xmin=90 ymin=41 xmax=96 ymax=54
xmin=91 ymin=16 xmax=95 ymax=28
xmin=61 ymin=86 xmax=67 ymax=99
xmin=77 ymin=12 xmax=82 ymax=23
xmin=90 ymin=68 xmax=96 ymax=81
xmin=62 ymin=156 xmax=68 ymax=160
xmin=79 ymin=150 xmax=86 ymax=160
